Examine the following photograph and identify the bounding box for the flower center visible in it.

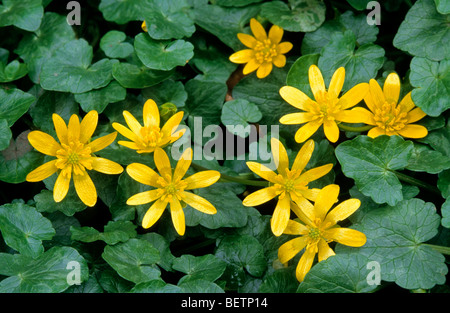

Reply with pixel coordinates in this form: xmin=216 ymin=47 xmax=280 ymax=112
xmin=308 ymin=227 xmax=322 ymax=240
xmin=273 ymin=169 xmax=307 ymax=197
xmin=374 ymin=101 xmax=408 ymax=133
xmin=55 ymin=141 xmax=93 ymax=175
xmin=254 ymin=39 xmax=278 ymax=64
xmin=156 ymin=175 xmax=188 ymax=202
xmin=314 ymin=91 xmax=341 ymax=121
xmin=140 ymin=126 xmax=163 ymax=148
xmin=165 ymin=183 xmax=178 ymax=195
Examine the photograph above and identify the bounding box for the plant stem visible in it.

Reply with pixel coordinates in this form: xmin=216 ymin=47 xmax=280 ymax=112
xmin=338 ymin=124 xmax=373 ymax=133
xmin=423 ymin=244 xmax=450 ymax=256
xmin=393 ymin=171 xmax=441 ymax=195
xmin=190 ymin=162 xmax=269 ymax=187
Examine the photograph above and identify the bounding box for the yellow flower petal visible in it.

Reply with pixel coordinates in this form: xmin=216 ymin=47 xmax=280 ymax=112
xmin=52 ymin=114 xmax=68 ymax=145
xmin=67 ymin=114 xmax=80 ymax=143
xmin=276 ymin=42 xmax=293 ymax=54
xmin=242 ymin=58 xmax=260 ymax=75
xmin=324 ymin=228 xmax=366 ymax=247
xmin=127 ymin=189 xmax=161 ymax=205
xmin=324 ymin=198 xmax=361 ymax=227
xmin=278 ymin=236 xmax=309 ymax=264
xmin=92 ymin=157 xmax=123 ymax=175
xmin=161 ymin=111 xmax=184 ymax=139
xmin=142 ymin=198 xmax=167 ymax=229
xmin=141 ymin=21 xmax=147 ymax=32
xmin=367 ymin=126 xmax=386 ymax=138
xmin=328 ymin=67 xmax=345 ymax=99
xmin=292 ymin=139 xmax=314 ymax=173
xmin=294 ymin=120 xmax=322 ymax=143
xmin=271 ymin=195 xmax=291 ymax=236
xmin=335 ymin=107 xmax=375 ymax=124
xmin=126 ymin=162 xmax=161 ymax=187
xmin=323 ymin=119 xmax=340 ymax=143
xmin=279 ymin=86 xmax=315 ymax=112
xmin=73 ymin=171 xmax=97 ymax=207
xmin=28 ymin=131 xmax=61 ymax=156
xmin=154 ymin=147 xmax=172 ymax=179
xmin=117 ymin=140 xmax=140 ymax=151
xmin=268 ymin=24 xmax=283 ymax=44
xmin=256 ymin=62 xmax=273 ymax=79
xmin=369 ymin=79 xmax=385 ymax=107
xmin=279 ymin=112 xmax=315 ymax=125
xmin=53 ymin=169 xmax=71 ymax=203
xmin=173 ymin=148 xmax=192 ymax=182
xmin=88 ymin=132 xmax=117 ymax=153
xmin=318 ymin=239 xmax=335 ymax=262
xmin=283 ymin=220 xmax=309 ymax=235
xmin=291 ymin=199 xmax=315 ymax=227
xmin=271 ymin=137 xmax=289 ymax=176
xmin=79 ymin=110 xmax=98 ymax=144
xmin=123 ymin=110 xmax=142 ymax=135
xmin=246 ymin=161 xmax=278 ymax=183
xmin=296 ymin=245 xmax=316 ymax=282
xmin=182 ymin=191 xmax=217 ymax=214
xmin=298 ymin=163 xmax=333 ymax=184
xmin=242 ymin=186 xmax=278 ymax=207
xmin=229 ymin=49 xmax=254 ymax=64
xmin=314 ymin=184 xmax=340 ymax=221
xmin=143 ymin=99 xmax=160 ymax=128
xmin=298 ymin=188 xmax=321 ymax=203
xmin=250 ymin=18 xmax=267 ymax=41
xmin=237 ymin=33 xmax=257 ymax=48
xmin=26 ymin=160 xmax=58 ymax=182
xmin=398 ymin=92 xmax=416 ymax=112
xmin=308 ymin=65 xmax=326 ymax=101
xmin=112 ymin=122 xmax=140 ymax=142
xmin=407 ymin=107 xmax=427 ymax=124
xmin=170 ymin=197 xmax=185 ymax=236
xmin=272 ymin=54 xmax=286 ymax=68
xmin=383 ymin=72 xmax=401 ymax=104
xmin=338 ymin=83 xmax=369 ymax=109
xmin=397 ymin=124 xmax=428 ymax=139
xmin=184 ymin=171 xmax=220 ymax=190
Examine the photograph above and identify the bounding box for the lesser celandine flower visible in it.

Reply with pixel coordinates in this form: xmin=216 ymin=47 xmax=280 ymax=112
xmin=351 ymin=73 xmax=428 ymax=139
xmin=26 ymin=111 xmax=123 ymax=207
xmin=279 ymin=65 xmax=369 ymax=143
xmin=229 ymin=18 xmax=293 ymax=79
xmin=112 ymin=99 xmax=185 ymax=154
xmin=242 ymin=138 xmax=333 ymax=236
xmin=278 ymin=184 xmax=366 ymax=282
xmin=126 ymin=147 xmax=220 ymax=236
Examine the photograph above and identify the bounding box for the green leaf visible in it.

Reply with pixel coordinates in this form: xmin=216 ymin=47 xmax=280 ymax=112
xmin=441 ymin=197 xmax=450 ymax=228
xmin=0 ymin=131 xmax=44 ymax=184
xmin=0 ymin=60 xmax=28 ymax=82
xmin=34 ymin=189 xmax=87 ymax=217
xmin=406 ymin=143 xmax=450 ymax=174
xmin=74 ymin=80 xmax=127 ymax=114
xmin=339 ymin=198 xmax=447 ymax=290
xmin=102 ymin=238 xmax=161 ymax=284
xmin=134 ymin=33 xmax=194 ymax=71
xmin=173 ymin=254 xmax=227 ymax=282
xmin=40 ymin=39 xmax=116 ymax=93
xmin=112 ymin=62 xmax=174 ymax=89
xmin=215 ymin=235 xmax=267 ymax=281
xmin=99 ymin=0 xmax=152 ymax=24
xmin=438 ymin=170 xmax=450 ymax=198
xmin=409 ymin=57 xmax=449 ymax=117
xmin=419 ymin=122 xmax=450 ymax=157
xmin=142 ymin=79 xmax=187 ymax=108
xmin=99 ymin=30 xmax=134 ymax=59
xmin=318 ymin=30 xmax=385 ymax=92
xmin=345 ymin=0 xmax=370 ymax=10
xmin=140 ymin=233 xmax=176 ymax=272
xmin=301 ymin=11 xmax=379 ymax=55
xmin=0 ymin=87 xmax=35 ymax=127
xmin=191 ymin=3 xmax=260 ymax=50
xmin=15 ymin=12 xmax=76 ymax=83
xmin=0 ymin=119 xmax=12 ymax=151
xmin=178 ymin=277 xmax=225 ymax=293
xmin=71 ymin=221 xmax=137 ymax=245
xmin=297 ymin=254 xmax=377 ymax=293
xmin=434 ymin=0 xmax=450 ymax=14
xmin=258 ymin=268 xmax=298 ymax=293
xmin=335 ymin=135 xmax=414 ymax=206
xmin=393 ymin=0 xmax=449 ymax=61
xmin=286 ymin=54 xmax=320 ymax=99
xmin=131 ymin=279 xmax=181 ymax=293
xmin=213 ymin=0 xmax=264 ymax=6
xmin=142 ymin=0 xmax=195 ymax=40
xmin=0 ymin=246 xmax=88 ymax=293
xmin=0 ymin=0 xmax=43 ymax=31
xmin=260 ymin=0 xmax=326 ymax=32
xmin=221 ymin=99 xmax=262 ymax=138
xmin=0 ymin=203 xmax=55 ymax=258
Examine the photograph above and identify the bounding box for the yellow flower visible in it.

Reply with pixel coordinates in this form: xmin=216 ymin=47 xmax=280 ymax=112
xmin=352 ymin=73 xmax=428 ymax=138
xmin=279 ymin=65 xmax=369 ymax=143
xmin=229 ymin=18 xmax=293 ymax=79
xmin=141 ymin=21 xmax=147 ymax=32
xmin=126 ymin=147 xmax=220 ymax=236
xmin=278 ymin=184 xmax=366 ymax=282
xmin=242 ymin=138 xmax=333 ymax=236
xmin=26 ymin=111 xmax=123 ymax=207
xmin=112 ymin=99 xmax=185 ymax=154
